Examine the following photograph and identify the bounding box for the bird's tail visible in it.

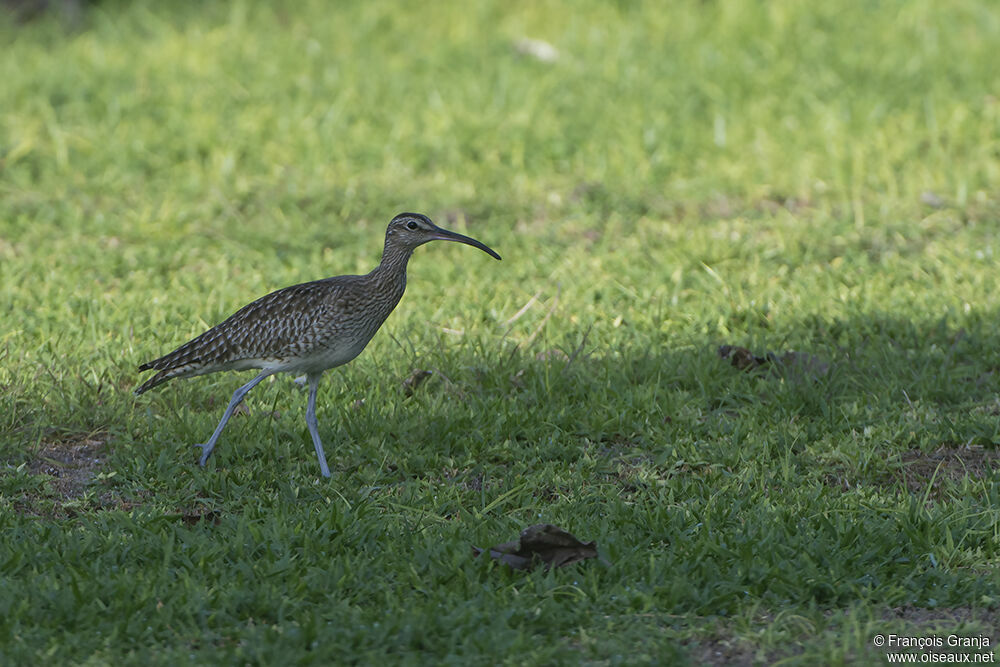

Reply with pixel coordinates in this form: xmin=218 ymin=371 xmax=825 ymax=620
xmin=134 ymin=334 xmax=214 ymax=395
xmin=134 ymin=368 xmax=176 ymax=395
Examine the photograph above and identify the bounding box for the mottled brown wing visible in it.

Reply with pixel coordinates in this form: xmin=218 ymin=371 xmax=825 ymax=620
xmin=135 ymin=277 xmax=353 ymax=394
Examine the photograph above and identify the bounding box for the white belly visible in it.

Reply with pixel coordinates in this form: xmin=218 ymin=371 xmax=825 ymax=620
xmin=231 ymin=339 xmax=369 ymax=375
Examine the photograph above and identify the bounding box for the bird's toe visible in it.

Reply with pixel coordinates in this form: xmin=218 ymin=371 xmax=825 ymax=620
xmin=192 ymin=443 xmax=212 ymax=466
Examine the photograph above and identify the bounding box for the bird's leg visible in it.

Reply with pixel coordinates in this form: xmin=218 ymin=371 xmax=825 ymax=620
xmin=194 ymin=370 xmax=273 ymax=466
xmin=305 ymin=372 xmax=332 ymax=478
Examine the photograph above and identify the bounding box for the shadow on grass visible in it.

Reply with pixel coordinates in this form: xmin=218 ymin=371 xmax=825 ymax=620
xmin=478 ymin=307 xmax=1000 ymax=499
xmin=3 ymin=307 xmax=1000 ymax=500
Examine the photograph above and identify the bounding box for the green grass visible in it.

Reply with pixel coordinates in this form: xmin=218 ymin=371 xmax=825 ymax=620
xmin=2 ymin=0 xmax=1000 ymax=663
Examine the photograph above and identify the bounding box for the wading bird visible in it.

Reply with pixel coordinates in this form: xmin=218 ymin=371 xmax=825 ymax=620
xmin=135 ymin=212 xmax=501 ymax=477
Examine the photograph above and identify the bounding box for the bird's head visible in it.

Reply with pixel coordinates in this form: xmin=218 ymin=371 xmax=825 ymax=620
xmin=385 ymin=212 xmax=501 ymax=260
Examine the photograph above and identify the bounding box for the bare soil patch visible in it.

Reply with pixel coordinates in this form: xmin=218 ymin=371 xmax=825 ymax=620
xmin=825 ymin=446 xmax=1000 ymax=497
xmin=28 ymin=432 xmax=110 ymax=501
xmin=882 ymin=605 xmax=999 ymax=635
xmin=685 ymin=607 xmax=997 ymax=666
xmin=684 ymin=638 xmax=770 ymax=666
xmin=895 ymin=446 xmax=1000 ymax=496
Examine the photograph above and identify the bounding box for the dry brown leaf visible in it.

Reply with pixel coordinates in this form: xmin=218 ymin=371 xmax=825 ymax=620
xmin=717 ymin=345 xmax=767 ymax=370
xmin=718 ymin=345 xmax=829 ymax=379
xmin=402 ymin=369 xmax=433 ymax=397
xmin=473 ymin=524 xmax=601 ymax=571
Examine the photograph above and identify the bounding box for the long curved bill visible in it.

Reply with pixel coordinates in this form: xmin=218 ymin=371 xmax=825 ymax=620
xmin=430 ymin=225 xmax=502 ymax=260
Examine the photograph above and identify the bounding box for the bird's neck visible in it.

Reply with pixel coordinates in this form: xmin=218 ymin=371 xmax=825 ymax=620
xmin=371 ymin=240 xmax=413 ymax=286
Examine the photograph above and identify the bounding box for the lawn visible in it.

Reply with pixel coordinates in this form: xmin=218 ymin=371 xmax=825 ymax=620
xmin=2 ymin=0 xmax=1000 ymax=663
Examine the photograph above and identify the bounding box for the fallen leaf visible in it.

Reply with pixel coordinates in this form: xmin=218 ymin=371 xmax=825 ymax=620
xmin=402 ymin=369 xmax=433 ymax=397
xmin=717 ymin=345 xmax=767 ymax=370
xmin=473 ymin=524 xmax=601 ymax=571
xmin=718 ymin=345 xmax=829 ymax=379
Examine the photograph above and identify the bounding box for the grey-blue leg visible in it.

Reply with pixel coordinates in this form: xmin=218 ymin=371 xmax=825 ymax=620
xmin=305 ymin=372 xmax=332 ymax=478
xmin=195 ymin=370 xmax=273 ymax=466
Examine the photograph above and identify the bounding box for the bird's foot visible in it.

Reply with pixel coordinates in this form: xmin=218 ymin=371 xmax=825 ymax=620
xmin=192 ymin=443 xmax=214 ymax=467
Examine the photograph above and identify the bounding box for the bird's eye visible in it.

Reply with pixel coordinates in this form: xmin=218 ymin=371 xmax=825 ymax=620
xmin=406 ymin=221 xmax=419 ymax=231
